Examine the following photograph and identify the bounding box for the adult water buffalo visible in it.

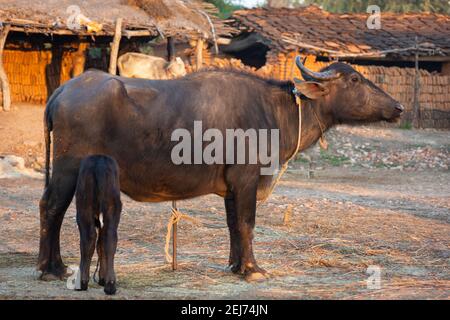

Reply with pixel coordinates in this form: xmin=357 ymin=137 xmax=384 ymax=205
xmin=38 ymin=57 xmax=403 ymax=281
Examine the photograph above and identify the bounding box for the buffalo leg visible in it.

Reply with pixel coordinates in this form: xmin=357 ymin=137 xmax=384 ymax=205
xmin=77 ymin=215 xmax=97 ymax=291
xmin=225 ymin=167 xmax=267 ymax=281
xmin=225 ymin=192 xmax=241 ymax=270
xmin=37 ymin=169 xmax=78 ymax=280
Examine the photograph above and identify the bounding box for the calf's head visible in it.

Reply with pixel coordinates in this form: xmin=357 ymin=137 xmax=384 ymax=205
xmin=294 ymin=57 xmax=404 ymax=124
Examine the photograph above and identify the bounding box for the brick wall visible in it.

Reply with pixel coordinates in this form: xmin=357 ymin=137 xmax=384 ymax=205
xmin=0 ymin=48 xmax=76 ymax=105
xmin=363 ymin=71 xmax=450 ymax=128
xmin=264 ymin=52 xmax=450 ymax=129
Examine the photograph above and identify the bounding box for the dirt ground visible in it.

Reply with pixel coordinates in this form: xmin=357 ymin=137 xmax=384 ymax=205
xmin=0 ymin=104 xmax=449 ymax=299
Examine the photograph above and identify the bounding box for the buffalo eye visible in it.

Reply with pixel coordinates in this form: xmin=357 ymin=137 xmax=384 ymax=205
xmin=351 ymin=75 xmax=359 ymax=83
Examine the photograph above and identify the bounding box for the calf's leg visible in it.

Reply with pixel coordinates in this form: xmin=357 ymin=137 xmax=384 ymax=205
xmin=102 ymin=227 xmax=118 ymax=295
xmin=102 ymin=208 xmax=120 ymax=295
xmin=77 ymin=215 xmax=97 ymax=291
xmin=96 ymin=228 xmax=106 ymax=286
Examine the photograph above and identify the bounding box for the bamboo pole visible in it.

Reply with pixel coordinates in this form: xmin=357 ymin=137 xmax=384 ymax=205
xmin=172 ymin=200 xmax=178 ymax=271
xmin=0 ymin=24 xmax=11 ymax=111
xmin=167 ymin=36 xmax=175 ymax=62
xmin=72 ymin=42 xmax=88 ymax=77
xmin=282 ymin=35 xmax=442 ymax=59
xmin=108 ymin=18 xmax=123 ymax=75
xmin=196 ymin=38 xmax=204 ymax=71
xmin=413 ymin=37 xmax=421 ymax=129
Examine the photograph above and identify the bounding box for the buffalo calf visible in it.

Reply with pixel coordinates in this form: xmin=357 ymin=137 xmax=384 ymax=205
xmin=75 ymin=155 xmax=122 ymax=295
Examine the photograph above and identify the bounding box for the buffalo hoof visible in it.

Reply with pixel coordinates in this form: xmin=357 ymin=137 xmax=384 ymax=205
xmin=37 ymin=263 xmax=68 ymax=281
xmin=97 ymin=278 xmax=105 ymax=286
xmin=244 ymin=264 xmax=269 ymax=282
xmin=104 ymin=281 xmax=116 ymax=295
xmin=39 ymin=269 xmax=69 ymax=281
xmin=76 ymin=281 xmax=89 ymax=291
xmin=245 ymin=271 xmax=269 ymax=282
xmin=228 ymin=262 xmax=269 ymax=282
xmin=39 ymin=272 xmax=62 ymax=281
xmin=227 ymin=263 xmax=241 ymax=274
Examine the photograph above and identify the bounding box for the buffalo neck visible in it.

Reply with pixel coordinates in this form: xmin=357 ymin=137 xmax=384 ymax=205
xmin=297 ymin=98 xmax=334 ymax=152
xmin=270 ymin=85 xmax=335 ymax=162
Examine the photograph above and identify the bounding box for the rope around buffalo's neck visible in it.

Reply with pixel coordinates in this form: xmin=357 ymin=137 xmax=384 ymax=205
xmin=311 ymin=106 xmax=328 ymax=150
xmin=256 ymin=95 xmax=303 ymax=205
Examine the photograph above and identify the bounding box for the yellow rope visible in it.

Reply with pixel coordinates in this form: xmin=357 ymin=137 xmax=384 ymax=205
xmin=257 ymin=95 xmax=303 ymax=204
xmin=311 ymin=106 xmax=328 ymax=150
xmin=164 ymin=206 xmax=225 ymax=264
xmin=165 ymin=207 xmax=201 ymax=263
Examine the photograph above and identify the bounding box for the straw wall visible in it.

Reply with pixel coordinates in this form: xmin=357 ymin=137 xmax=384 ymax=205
xmin=0 ymin=47 xmax=88 ymax=105
xmin=2 ymin=49 xmax=51 ymax=104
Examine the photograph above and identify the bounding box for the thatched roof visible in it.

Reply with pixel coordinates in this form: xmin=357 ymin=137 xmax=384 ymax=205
xmin=0 ymin=0 xmax=234 ymax=39
xmin=231 ymin=5 xmax=450 ymax=60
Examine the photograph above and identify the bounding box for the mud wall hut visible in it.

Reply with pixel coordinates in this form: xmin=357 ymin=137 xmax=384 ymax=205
xmin=0 ymin=0 xmax=233 ymax=110
xmin=222 ymin=6 xmax=450 ymax=129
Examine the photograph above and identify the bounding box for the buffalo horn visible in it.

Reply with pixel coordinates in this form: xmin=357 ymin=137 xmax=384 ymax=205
xmin=295 ymin=56 xmax=341 ymax=81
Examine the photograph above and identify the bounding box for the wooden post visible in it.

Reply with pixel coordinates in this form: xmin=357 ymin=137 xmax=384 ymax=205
xmin=442 ymin=62 xmax=450 ymax=76
xmin=413 ymin=37 xmax=421 ymax=129
xmin=196 ymin=38 xmax=204 ymax=71
xmin=108 ymin=18 xmax=123 ymax=75
xmin=46 ymin=45 xmax=63 ymax=99
xmin=72 ymin=42 xmax=88 ymax=78
xmin=172 ymin=200 xmax=178 ymax=271
xmin=0 ymin=24 xmax=11 ymax=111
xmin=167 ymin=36 xmax=175 ymax=62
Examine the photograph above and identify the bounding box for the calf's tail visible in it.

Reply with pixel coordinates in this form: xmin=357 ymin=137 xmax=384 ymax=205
xmin=95 ymin=168 xmax=108 ymax=214
xmin=95 ymin=162 xmax=118 ymax=215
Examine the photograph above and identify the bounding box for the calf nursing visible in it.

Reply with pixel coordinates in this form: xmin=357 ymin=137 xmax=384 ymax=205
xmin=75 ymin=155 xmax=122 ymax=295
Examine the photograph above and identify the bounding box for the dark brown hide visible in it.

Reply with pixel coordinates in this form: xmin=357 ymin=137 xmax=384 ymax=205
xmin=38 ymin=62 xmax=402 ymax=281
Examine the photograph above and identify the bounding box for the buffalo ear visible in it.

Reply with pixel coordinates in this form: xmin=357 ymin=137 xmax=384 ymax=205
xmin=294 ymin=78 xmax=329 ymax=99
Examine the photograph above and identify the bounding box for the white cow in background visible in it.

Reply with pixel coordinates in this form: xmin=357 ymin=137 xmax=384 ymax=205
xmin=117 ymin=52 xmax=187 ymax=79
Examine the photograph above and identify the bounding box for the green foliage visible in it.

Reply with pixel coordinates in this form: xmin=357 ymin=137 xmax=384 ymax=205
xmin=295 ymin=155 xmax=311 ymax=163
xmin=319 ymin=149 xmax=350 ymax=166
xmin=399 ymin=121 xmax=413 ymax=130
xmin=303 ymin=0 xmax=450 ymax=14
xmin=205 ymin=0 xmax=243 ymax=18
xmin=88 ymin=47 xmax=102 ymax=59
